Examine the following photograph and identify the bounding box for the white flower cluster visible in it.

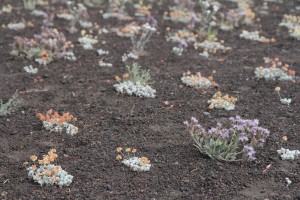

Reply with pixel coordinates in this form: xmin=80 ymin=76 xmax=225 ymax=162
xmin=31 ymin=10 xmax=47 ymax=17
xmin=42 ymin=121 xmax=78 ymax=136
xmin=194 ymin=40 xmax=230 ymax=51
xmin=23 ymin=65 xmax=38 ymax=74
xmin=172 ymin=47 xmax=183 ymax=56
xmin=239 ymin=30 xmax=274 ymax=42
xmin=277 ymin=148 xmax=300 ymax=160
xmin=97 ymin=49 xmax=109 ymax=56
xmin=27 ymin=164 xmax=73 ymax=187
xmin=122 ymin=157 xmax=151 ymax=172
xmin=290 ymin=27 xmax=300 ymax=40
xmin=280 ymin=98 xmax=292 ymax=105
xmin=254 ymin=67 xmax=295 ymax=81
xmin=64 ymin=51 xmax=77 ymax=61
xmin=78 ymin=35 xmax=98 ymax=50
xmin=79 ymin=20 xmax=92 ymax=28
xmin=122 ymin=53 xmax=139 ymax=62
xmin=56 ymin=13 xmax=74 ymax=20
xmin=142 ymin=23 xmax=156 ymax=32
xmin=99 ymin=60 xmax=112 ymax=67
xmin=279 ymin=15 xmax=300 ymax=30
xmin=7 ymin=22 xmax=26 ymax=30
xmin=181 ymin=76 xmax=212 ymax=88
xmin=114 ymin=80 xmax=156 ymax=98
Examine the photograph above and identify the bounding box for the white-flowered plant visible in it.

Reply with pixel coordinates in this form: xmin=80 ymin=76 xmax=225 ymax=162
xmin=275 ymin=87 xmax=292 ymax=106
xmin=290 ymin=27 xmax=300 ymax=40
xmin=239 ymin=30 xmax=275 ymax=43
xmin=255 ymin=57 xmax=296 ymax=81
xmin=277 ymin=148 xmax=300 ymax=160
xmin=7 ymin=22 xmax=26 ymax=30
xmin=116 ymin=147 xmax=151 ymax=172
xmin=78 ymin=32 xmax=98 ymax=50
xmin=23 ymin=65 xmax=38 ymax=74
xmin=130 ymin=23 xmax=156 ymax=58
xmin=97 ymin=49 xmax=109 ymax=56
xmin=279 ymin=14 xmax=300 ymax=30
xmin=194 ymin=40 xmax=231 ymax=54
xmin=181 ymin=71 xmax=217 ymax=89
xmin=26 ymin=149 xmax=73 ymax=187
xmin=37 ymin=109 xmax=78 ymax=136
xmin=114 ymin=63 xmax=156 ymax=98
xmin=208 ymin=91 xmax=237 ymax=111
xmin=99 ymin=60 xmax=112 ymax=67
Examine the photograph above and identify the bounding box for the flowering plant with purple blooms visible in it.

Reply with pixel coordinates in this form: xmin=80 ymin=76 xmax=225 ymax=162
xmin=10 ymin=27 xmax=76 ymax=65
xmin=184 ymin=116 xmax=270 ymax=162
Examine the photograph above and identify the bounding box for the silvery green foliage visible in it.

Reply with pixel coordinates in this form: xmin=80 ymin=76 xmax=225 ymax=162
xmin=7 ymin=22 xmax=26 ymax=30
xmin=172 ymin=47 xmax=183 ymax=56
xmin=0 ymin=92 xmax=21 ymax=116
xmin=78 ymin=35 xmax=98 ymax=50
xmin=181 ymin=76 xmax=212 ymax=88
xmin=194 ymin=40 xmax=231 ymax=52
xmin=42 ymin=121 xmax=78 ymax=136
xmin=254 ymin=67 xmax=295 ymax=81
xmin=209 ymin=99 xmax=235 ymax=111
xmin=114 ymin=81 xmax=156 ymax=98
xmin=277 ymin=148 xmax=300 ymax=160
xmin=27 ymin=164 xmax=73 ymax=187
xmin=122 ymin=157 xmax=151 ymax=172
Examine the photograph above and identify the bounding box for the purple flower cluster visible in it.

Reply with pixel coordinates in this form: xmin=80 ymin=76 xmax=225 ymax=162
xmin=229 ymin=115 xmax=270 ymax=146
xmin=184 ymin=116 xmax=270 ymax=162
xmin=11 ymin=27 xmax=75 ymax=64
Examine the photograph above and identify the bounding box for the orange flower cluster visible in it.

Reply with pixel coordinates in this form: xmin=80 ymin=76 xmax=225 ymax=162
xmin=37 ymin=109 xmax=77 ymax=125
xmin=28 ymin=149 xmax=61 ymax=181
xmin=115 ymin=73 xmax=129 ymax=82
xmin=208 ymin=91 xmax=237 ymax=109
xmin=182 ymin=71 xmax=218 ymax=89
xmin=259 ymin=57 xmax=296 ymax=76
xmin=115 ymin=146 xmax=138 ymax=160
xmin=38 ymin=51 xmax=50 ymax=61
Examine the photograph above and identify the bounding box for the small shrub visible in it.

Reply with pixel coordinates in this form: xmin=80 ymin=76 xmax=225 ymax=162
xmin=116 ymin=147 xmax=151 ymax=172
xmin=255 ymin=57 xmax=296 ymax=81
xmin=37 ymin=109 xmax=78 ymax=136
xmin=181 ymin=71 xmax=217 ymax=89
xmin=0 ymin=92 xmax=21 ymax=116
xmin=10 ymin=27 xmax=76 ymax=65
xmin=26 ymin=149 xmax=73 ymax=187
xmin=114 ymin=63 xmax=156 ymax=98
xmin=208 ymin=91 xmax=237 ymax=111
xmin=184 ymin=116 xmax=270 ymax=162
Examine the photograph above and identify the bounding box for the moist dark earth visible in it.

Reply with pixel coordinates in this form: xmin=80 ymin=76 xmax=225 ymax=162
xmin=0 ymin=0 xmax=300 ymax=199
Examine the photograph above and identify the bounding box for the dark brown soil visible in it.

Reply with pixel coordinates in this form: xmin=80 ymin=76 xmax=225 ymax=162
xmin=0 ymin=0 xmax=300 ymax=199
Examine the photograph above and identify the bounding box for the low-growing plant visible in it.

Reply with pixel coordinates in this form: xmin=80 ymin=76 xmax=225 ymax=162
xmin=181 ymin=70 xmax=218 ymax=89
xmin=37 ymin=109 xmax=78 ymax=136
xmin=208 ymin=91 xmax=237 ymax=110
xmin=184 ymin=116 xmax=270 ymax=162
xmin=255 ymin=57 xmax=296 ymax=81
xmin=130 ymin=23 xmax=156 ymax=58
xmin=275 ymin=87 xmax=292 ymax=105
xmin=114 ymin=63 xmax=156 ymax=98
xmin=116 ymin=147 xmax=151 ymax=172
xmin=0 ymin=91 xmax=21 ymax=116
xmin=10 ymin=27 xmax=76 ymax=65
xmin=66 ymin=2 xmax=91 ymax=33
xmin=23 ymin=0 xmax=37 ymax=10
xmin=25 ymin=149 xmax=73 ymax=187
xmin=197 ymin=0 xmax=220 ymax=31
